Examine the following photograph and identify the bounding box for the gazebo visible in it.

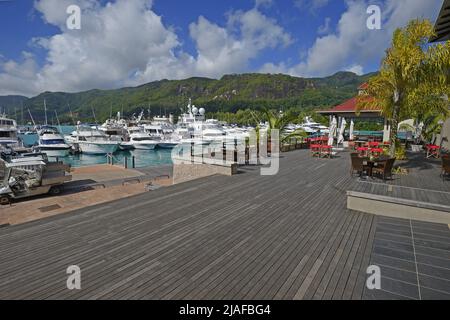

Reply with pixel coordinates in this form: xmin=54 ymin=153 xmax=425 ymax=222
xmin=317 ymin=83 xmax=388 ymax=141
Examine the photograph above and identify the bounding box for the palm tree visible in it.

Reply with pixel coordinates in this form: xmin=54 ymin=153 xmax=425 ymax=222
xmin=357 ymin=19 xmax=450 ymax=157
xmin=259 ymin=107 xmax=307 ymax=144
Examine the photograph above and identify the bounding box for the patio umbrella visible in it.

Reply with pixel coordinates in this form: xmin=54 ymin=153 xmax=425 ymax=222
xmin=349 ymin=120 xmax=355 ymax=141
xmin=337 ymin=118 xmax=347 ymax=145
xmin=383 ymin=122 xmax=390 ymax=143
xmin=328 ymin=117 xmax=337 ymax=146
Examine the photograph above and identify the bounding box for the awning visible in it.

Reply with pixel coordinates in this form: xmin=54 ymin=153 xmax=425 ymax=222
xmin=430 ymin=0 xmax=450 ymax=43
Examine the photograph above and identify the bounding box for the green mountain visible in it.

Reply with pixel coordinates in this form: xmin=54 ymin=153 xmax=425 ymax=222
xmin=0 ymin=71 xmax=375 ymax=124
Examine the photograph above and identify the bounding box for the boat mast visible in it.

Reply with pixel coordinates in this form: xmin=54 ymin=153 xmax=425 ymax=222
xmin=55 ymin=110 xmax=63 ymax=133
xmin=91 ymin=106 xmax=98 ymax=125
xmin=28 ymin=109 xmax=36 ymax=128
xmin=44 ymin=99 xmax=48 ymax=126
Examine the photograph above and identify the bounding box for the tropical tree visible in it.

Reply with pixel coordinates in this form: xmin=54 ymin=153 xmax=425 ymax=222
xmin=259 ymin=107 xmax=307 ymax=143
xmin=357 ymin=19 xmax=450 ymax=156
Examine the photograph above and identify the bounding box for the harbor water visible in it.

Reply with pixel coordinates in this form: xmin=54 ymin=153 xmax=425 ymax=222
xmin=19 ymin=126 xmax=174 ymax=168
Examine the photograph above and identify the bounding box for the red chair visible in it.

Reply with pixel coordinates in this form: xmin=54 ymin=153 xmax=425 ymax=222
xmin=370 ymin=148 xmax=384 ymax=157
xmin=357 ymin=147 xmax=369 ymax=157
xmin=310 ymin=144 xmax=322 ymax=157
xmin=368 ymin=142 xmax=380 ymax=148
xmin=320 ymin=145 xmax=333 ymax=158
xmin=426 ymin=145 xmax=441 ymax=159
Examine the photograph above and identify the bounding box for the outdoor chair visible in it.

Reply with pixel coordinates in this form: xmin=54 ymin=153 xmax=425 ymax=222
xmin=350 ymin=154 xmax=369 ymax=177
xmin=370 ymin=148 xmax=384 ymax=158
xmin=357 ymin=147 xmax=369 ymax=157
xmin=320 ymin=145 xmax=333 ymax=158
xmin=310 ymin=144 xmax=321 ymax=157
xmin=426 ymin=145 xmax=441 ymax=159
xmin=372 ymin=158 xmax=396 ymax=181
xmin=441 ymin=155 xmax=450 ymax=181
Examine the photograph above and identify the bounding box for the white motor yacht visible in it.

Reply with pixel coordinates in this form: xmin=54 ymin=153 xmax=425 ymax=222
xmin=300 ymin=117 xmax=329 ymax=134
xmin=37 ymin=126 xmax=71 ymax=157
xmin=0 ymin=114 xmax=22 ymax=151
xmin=65 ymin=124 xmax=120 ymax=155
xmin=129 ymin=131 xmax=159 ymax=150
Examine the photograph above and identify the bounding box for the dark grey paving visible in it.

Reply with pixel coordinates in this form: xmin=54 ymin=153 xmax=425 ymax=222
xmin=364 ymin=215 xmax=450 ymax=300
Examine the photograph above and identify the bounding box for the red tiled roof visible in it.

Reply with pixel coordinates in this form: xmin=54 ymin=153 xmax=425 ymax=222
xmin=318 ymin=97 xmax=381 ymax=114
xmin=358 ymin=82 xmax=369 ymax=90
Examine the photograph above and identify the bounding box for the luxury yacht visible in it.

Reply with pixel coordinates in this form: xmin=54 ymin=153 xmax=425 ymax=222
xmin=128 ymin=131 xmax=159 ymax=150
xmin=37 ymin=126 xmax=71 ymax=157
xmin=65 ymin=124 xmax=120 ymax=155
xmin=300 ymin=117 xmax=329 ymax=134
xmin=0 ymin=115 xmax=21 ymax=150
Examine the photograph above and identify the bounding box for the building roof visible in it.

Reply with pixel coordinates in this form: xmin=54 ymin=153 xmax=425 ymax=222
xmin=430 ymin=0 xmax=450 ymax=43
xmin=357 ymin=82 xmax=369 ymax=90
xmin=317 ymin=97 xmax=381 ymax=115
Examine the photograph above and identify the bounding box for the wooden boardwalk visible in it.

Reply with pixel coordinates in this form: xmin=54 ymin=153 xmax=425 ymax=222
xmin=0 ymin=150 xmax=448 ymax=299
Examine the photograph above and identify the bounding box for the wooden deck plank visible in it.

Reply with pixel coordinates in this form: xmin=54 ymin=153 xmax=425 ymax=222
xmin=1 ymin=150 xmax=447 ymax=299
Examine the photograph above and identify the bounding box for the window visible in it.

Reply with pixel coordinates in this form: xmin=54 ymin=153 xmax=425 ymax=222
xmin=41 ymin=139 xmax=65 ymax=145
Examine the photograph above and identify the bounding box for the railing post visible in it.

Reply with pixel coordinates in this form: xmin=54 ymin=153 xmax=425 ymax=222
xmin=234 ymin=138 xmax=238 ymax=163
xmin=132 ymin=156 xmax=135 ymax=169
xmin=245 ymin=138 xmax=249 ymax=165
xmin=223 ymin=141 xmax=226 ymax=162
xmin=124 ymin=157 xmax=128 ymax=169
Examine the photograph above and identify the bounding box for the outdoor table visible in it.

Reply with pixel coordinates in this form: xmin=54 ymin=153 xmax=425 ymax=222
xmin=426 ymin=145 xmax=441 ymax=159
xmin=364 ymin=157 xmax=390 ymax=177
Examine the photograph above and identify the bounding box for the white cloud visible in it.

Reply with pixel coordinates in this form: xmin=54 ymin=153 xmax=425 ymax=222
xmin=294 ymin=0 xmax=330 ymax=12
xmin=317 ymin=17 xmax=331 ymax=35
xmin=0 ymin=0 xmax=291 ymax=96
xmin=188 ymin=8 xmax=292 ymax=78
xmin=263 ymin=0 xmax=442 ymax=78
xmin=255 ymin=0 xmax=273 ymax=9
xmin=345 ymin=64 xmax=364 ymax=75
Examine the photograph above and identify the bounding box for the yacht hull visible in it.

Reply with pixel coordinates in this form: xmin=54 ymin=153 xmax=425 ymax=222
xmin=38 ymin=147 xmax=71 ymax=158
xmin=157 ymin=142 xmax=179 ymax=149
xmin=79 ymin=142 xmax=119 ymax=155
xmin=119 ymin=143 xmax=135 ymax=151
xmin=133 ymin=143 xmax=157 ymax=150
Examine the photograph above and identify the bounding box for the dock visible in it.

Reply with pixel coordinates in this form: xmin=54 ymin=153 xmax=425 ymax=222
xmin=0 ymin=164 xmax=173 ymax=226
xmin=0 ymin=150 xmax=449 ymax=299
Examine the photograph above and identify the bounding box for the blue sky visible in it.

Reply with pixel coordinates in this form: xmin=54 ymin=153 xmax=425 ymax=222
xmin=0 ymin=0 xmax=443 ymax=96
